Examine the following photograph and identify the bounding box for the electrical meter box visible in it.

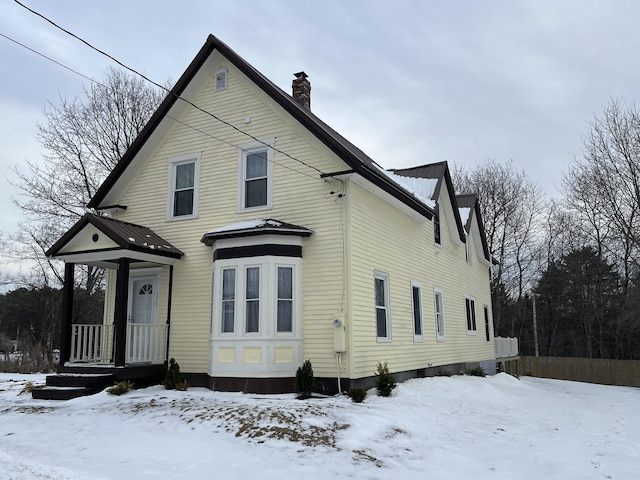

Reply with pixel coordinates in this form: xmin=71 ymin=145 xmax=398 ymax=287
xmin=333 ymin=316 xmax=346 ymax=352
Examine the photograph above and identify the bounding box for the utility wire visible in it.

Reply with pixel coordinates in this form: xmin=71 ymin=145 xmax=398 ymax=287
xmin=0 ymin=30 xmax=321 ymax=182
xmin=13 ymin=0 xmax=336 ymax=180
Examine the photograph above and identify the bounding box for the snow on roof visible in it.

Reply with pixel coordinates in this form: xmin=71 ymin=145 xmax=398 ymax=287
xmin=206 ymin=219 xmax=283 ymax=235
xmin=372 ymin=164 xmax=437 ymax=209
xmin=458 ymin=207 xmax=471 ymax=228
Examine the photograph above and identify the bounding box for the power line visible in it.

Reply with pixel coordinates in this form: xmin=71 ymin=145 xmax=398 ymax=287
xmin=13 ymin=0 xmax=336 ymax=180
xmin=0 ymin=31 xmax=321 ymax=181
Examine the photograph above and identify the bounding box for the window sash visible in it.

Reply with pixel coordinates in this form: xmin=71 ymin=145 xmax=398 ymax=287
xmin=435 ymin=291 xmax=445 ymax=339
xmin=221 ymin=269 xmax=236 ymax=333
xmin=245 ymin=267 xmax=260 ymax=333
xmin=466 ymin=298 xmax=477 ymax=332
xmin=244 ymin=150 xmax=268 ymax=208
xmin=412 ymin=285 xmax=422 ymax=337
xmin=277 ymin=267 xmax=293 ymax=333
xmin=484 ymin=306 xmax=490 ymax=341
xmin=375 ymin=274 xmax=390 ymax=339
xmin=172 ymin=161 xmax=196 ymax=217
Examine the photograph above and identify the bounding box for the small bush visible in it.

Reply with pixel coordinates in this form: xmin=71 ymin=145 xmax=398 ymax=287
xmin=375 ymin=361 xmax=396 ymax=397
xmin=19 ymin=381 xmax=43 ymax=395
xmin=348 ymin=387 xmax=367 ymax=403
xmin=295 ymin=359 xmax=314 ymax=399
xmin=465 ymin=366 xmax=486 ymax=377
xmin=164 ymin=358 xmax=186 ymax=390
xmin=107 ymin=380 xmax=134 ymax=396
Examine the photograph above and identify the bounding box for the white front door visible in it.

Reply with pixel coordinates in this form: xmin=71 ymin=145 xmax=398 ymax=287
xmin=127 ymin=275 xmax=157 ymax=362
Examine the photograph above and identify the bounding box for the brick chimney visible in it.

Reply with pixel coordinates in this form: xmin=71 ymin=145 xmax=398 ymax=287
xmin=292 ymin=71 xmax=311 ymax=108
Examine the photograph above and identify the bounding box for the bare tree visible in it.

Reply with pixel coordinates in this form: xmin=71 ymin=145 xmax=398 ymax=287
xmin=563 ymin=99 xmax=640 ymax=291
xmin=453 ymin=159 xmax=545 ymax=336
xmin=10 ymin=67 xmax=167 ymax=291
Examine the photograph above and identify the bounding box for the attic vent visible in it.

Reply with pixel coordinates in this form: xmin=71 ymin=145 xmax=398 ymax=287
xmin=215 ymin=69 xmax=228 ymax=91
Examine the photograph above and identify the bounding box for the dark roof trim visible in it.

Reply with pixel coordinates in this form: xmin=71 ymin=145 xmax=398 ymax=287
xmin=455 ymin=193 xmax=491 ymax=263
xmin=87 ymin=34 xmax=434 ymax=219
xmin=46 ymin=214 xmax=183 ymax=259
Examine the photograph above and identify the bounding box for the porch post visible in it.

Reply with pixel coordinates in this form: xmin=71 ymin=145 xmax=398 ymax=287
xmin=113 ymin=258 xmax=130 ymax=367
xmin=58 ymin=262 xmax=74 ymax=370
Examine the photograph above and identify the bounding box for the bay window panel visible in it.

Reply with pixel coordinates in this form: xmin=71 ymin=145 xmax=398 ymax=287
xmin=277 ymin=267 xmax=293 ymax=333
xmin=245 ymin=267 xmax=260 ymax=333
xmin=221 ymin=269 xmax=235 ymax=333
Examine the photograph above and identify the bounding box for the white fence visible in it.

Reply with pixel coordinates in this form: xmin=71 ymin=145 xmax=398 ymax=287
xmin=69 ymin=323 xmax=167 ymax=364
xmin=495 ymin=336 xmax=519 ymax=358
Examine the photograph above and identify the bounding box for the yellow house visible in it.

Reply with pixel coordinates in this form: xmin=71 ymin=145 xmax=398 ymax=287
xmin=43 ymin=34 xmax=496 ymax=397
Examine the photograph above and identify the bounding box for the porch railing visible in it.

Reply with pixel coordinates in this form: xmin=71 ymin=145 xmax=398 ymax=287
xmin=70 ymin=324 xmax=114 ymax=364
xmin=495 ymin=336 xmax=519 ymax=358
xmin=126 ymin=323 xmax=168 ymax=364
xmin=69 ymin=323 xmax=168 ymax=364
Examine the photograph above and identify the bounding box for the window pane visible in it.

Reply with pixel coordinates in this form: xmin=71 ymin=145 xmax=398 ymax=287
xmin=173 ymin=189 xmax=194 ymax=216
xmin=246 ymin=300 xmax=259 ymax=333
xmin=435 ymin=292 xmax=444 ymax=336
xmin=375 ymin=278 xmax=385 ymax=307
xmin=246 ymin=267 xmax=259 ymax=298
xmin=277 ymin=300 xmax=293 ymax=332
xmin=245 ymin=178 xmax=267 ymax=207
xmin=175 ymin=162 xmax=194 ymax=189
xmin=412 ymin=286 xmax=422 ymax=336
xmin=222 ymin=301 xmax=235 ymax=333
xmin=278 ymin=267 xmax=293 ymax=299
xmin=245 ymin=151 xmax=267 ymax=179
xmin=222 ymin=269 xmax=235 ymax=300
xmin=376 ymin=308 xmax=387 ymax=338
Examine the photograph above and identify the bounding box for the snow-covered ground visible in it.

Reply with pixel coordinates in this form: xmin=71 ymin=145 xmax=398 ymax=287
xmin=0 ymin=373 xmax=638 ymax=479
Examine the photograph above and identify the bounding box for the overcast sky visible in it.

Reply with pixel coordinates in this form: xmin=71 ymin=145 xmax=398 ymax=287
xmin=2 ymin=1 xmax=640 ymax=272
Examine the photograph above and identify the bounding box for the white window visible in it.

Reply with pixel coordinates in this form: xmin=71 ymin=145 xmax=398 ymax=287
xmin=411 ymin=281 xmax=423 ymax=341
xmin=434 ymin=288 xmax=445 ymax=341
xmin=215 ymin=69 xmax=227 ymax=91
xmin=238 ymin=139 xmax=274 ymax=211
xmin=212 ymin=258 xmax=301 ymax=338
xmin=221 ymin=268 xmax=236 ymax=333
xmin=245 ymin=266 xmax=260 ymax=333
xmin=465 ymin=296 xmax=477 ymax=333
xmin=168 ymin=153 xmax=200 ymax=219
xmin=484 ymin=305 xmax=491 ymax=342
xmin=374 ymin=271 xmax=391 ymax=341
xmin=277 ymin=266 xmax=293 ymax=333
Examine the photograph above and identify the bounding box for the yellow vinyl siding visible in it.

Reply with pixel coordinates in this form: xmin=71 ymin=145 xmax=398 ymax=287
xmin=347 ymin=181 xmax=494 ymax=379
xmin=110 ymin=55 xmax=346 ymax=375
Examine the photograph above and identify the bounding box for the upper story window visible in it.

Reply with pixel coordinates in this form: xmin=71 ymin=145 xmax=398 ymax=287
xmin=168 ymin=153 xmax=200 ymax=220
xmin=215 ymin=69 xmax=228 ymax=91
xmin=238 ymin=140 xmax=274 ymax=211
xmin=465 ymin=232 xmax=472 ymax=264
xmin=434 ymin=214 xmax=441 ymax=245
xmin=375 ymin=271 xmax=391 ymax=341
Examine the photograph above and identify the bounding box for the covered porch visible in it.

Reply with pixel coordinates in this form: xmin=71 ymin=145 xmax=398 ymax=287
xmin=39 ymin=214 xmax=183 ymax=398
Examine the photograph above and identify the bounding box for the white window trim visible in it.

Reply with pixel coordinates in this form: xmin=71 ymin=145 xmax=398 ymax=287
xmin=211 ymin=256 xmax=302 ymax=340
xmin=237 ymin=139 xmax=274 ymax=212
xmin=374 ymin=270 xmax=392 ymax=342
xmin=167 ymin=152 xmax=200 ymax=221
xmin=411 ymin=281 xmax=423 ymax=342
xmin=215 ymin=68 xmax=228 ymax=91
xmin=434 ymin=287 xmax=446 ymax=342
xmin=465 ymin=295 xmax=477 ymax=334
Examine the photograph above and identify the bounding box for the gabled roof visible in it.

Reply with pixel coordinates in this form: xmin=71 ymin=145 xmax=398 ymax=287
xmin=391 ymin=162 xmax=466 ymax=243
xmin=87 ymin=34 xmax=433 ymax=220
xmin=201 ymin=218 xmax=313 ymax=245
xmin=455 ymin=194 xmax=491 ymax=263
xmin=46 ymin=214 xmax=183 ymax=259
